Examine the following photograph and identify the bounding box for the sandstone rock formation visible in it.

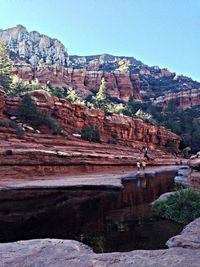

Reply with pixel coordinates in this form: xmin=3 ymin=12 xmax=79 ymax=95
xmin=4 ymin=89 xmax=180 ymax=148
xmin=189 ymin=153 xmax=200 ymax=171
xmin=167 ymin=217 xmax=200 ymax=249
xmin=1 ymin=25 xmax=200 ymax=107
xmin=14 ymin=64 xmax=141 ymax=101
xmin=188 ymin=154 xmax=200 ymax=188
xmin=154 ymin=89 xmax=200 ymax=109
xmin=0 ymin=89 xmax=181 ymax=178
xmin=0 ymin=218 xmax=200 ymax=266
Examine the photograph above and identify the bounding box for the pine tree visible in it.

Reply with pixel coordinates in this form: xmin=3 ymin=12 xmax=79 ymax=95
xmin=0 ymin=41 xmax=12 ymax=90
xmin=92 ymin=78 xmax=110 ymax=110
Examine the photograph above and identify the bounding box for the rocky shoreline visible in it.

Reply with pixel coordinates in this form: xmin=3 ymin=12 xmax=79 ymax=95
xmin=0 ymin=217 xmax=199 ymax=267
xmin=0 ymin=165 xmax=179 ymax=191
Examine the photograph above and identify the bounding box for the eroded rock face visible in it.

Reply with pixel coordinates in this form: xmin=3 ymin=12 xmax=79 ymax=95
xmin=0 ymin=89 xmax=181 ymax=177
xmin=4 ymin=90 xmax=180 ymax=149
xmin=0 ymin=217 xmax=200 ymax=267
xmin=1 ymin=25 xmax=200 ymax=108
xmin=0 ymin=25 xmax=68 ymax=66
xmin=154 ymin=89 xmax=200 ymax=109
xmin=14 ymin=65 xmax=141 ymax=101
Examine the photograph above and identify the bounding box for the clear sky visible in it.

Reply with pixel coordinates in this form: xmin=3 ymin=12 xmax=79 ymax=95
xmin=0 ymin=0 xmax=199 ymax=81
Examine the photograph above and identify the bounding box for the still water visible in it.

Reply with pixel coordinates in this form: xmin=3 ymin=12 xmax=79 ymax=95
xmin=0 ymin=171 xmax=183 ymax=253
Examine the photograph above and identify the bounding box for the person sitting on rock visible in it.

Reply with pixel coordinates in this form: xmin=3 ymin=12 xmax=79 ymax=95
xmin=141 ymin=160 xmax=147 ymax=171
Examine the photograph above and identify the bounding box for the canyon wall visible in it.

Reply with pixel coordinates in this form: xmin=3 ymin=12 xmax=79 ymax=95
xmin=154 ymin=89 xmax=200 ymax=109
xmin=4 ymin=89 xmax=180 ymax=148
xmin=14 ymin=64 xmax=141 ymax=101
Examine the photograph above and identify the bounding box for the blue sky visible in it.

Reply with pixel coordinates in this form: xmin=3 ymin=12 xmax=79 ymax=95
xmin=0 ymin=0 xmax=199 ymax=81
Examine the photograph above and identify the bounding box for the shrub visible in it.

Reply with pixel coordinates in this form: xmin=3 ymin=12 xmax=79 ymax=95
xmin=152 ymin=189 xmax=200 ymax=224
xmin=43 ymin=114 xmax=62 ymax=135
xmin=111 ymin=132 xmax=119 ymax=139
xmin=107 ymin=138 xmax=117 ymax=144
xmin=107 ymin=132 xmax=119 ymax=144
xmin=182 ymin=146 xmax=191 ymax=158
xmin=18 ymin=94 xmax=63 ymax=135
xmin=80 ymin=126 xmax=100 ymax=142
xmin=0 ymin=120 xmax=16 ymax=128
xmin=166 ymin=139 xmax=177 ymax=153
xmin=18 ymin=94 xmax=42 ymax=125
xmin=16 ymin=126 xmax=25 ymax=139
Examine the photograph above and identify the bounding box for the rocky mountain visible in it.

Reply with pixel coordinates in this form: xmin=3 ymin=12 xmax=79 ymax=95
xmin=0 ymin=25 xmax=200 ymax=108
xmin=0 ymin=24 xmax=68 ymax=66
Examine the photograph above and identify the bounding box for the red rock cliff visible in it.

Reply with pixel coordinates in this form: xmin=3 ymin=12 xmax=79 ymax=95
xmin=154 ymin=89 xmax=200 ymax=109
xmin=4 ymin=90 xmax=180 ymax=149
xmin=0 ymin=89 xmax=181 ymax=178
xmin=14 ymin=64 xmax=141 ymax=101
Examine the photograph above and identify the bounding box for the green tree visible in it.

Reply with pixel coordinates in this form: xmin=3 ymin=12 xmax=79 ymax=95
xmin=182 ymin=146 xmax=191 ymax=158
xmin=123 ymin=96 xmax=145 ymax=117
xmin=0 ymin=41 xmax=12 ymax=90
xmin=66 ymin=87 xmax=85 ymax=105
xmin=17 ymin=94 xmax=41 ymax=124
xmin=92 ymin=78 xmax=110 ymax=111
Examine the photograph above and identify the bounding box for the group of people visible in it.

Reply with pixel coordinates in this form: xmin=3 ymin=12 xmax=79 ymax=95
xmin=136 ymin=146 xmax=149 ymax=172
xmin=136 ymin=160 xmax=146 ymax=171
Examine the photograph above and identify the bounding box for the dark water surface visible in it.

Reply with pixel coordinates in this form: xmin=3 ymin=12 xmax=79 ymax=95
xmin=0 ymin=171 xmax=183 ymax=253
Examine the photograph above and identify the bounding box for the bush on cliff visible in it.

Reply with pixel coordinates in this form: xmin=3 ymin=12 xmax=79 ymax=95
xmin=16 ymin=125 xmax=25 ymax=139
xmin=0 ymin=120 xmax=16 ymax=128
xmin=80 ymin=126 xmax=100 ymax=142
xmin=0 ymin=41 xmax=12 ymax=90
xmin=18 ymin=94 xmax=62 ymax=135
xmin=66 ymin=87 xmax=85 ymax=105
xmin=152 ymin=189 xmax=200 ymax=224
xmin=165 ymin=139 xmax=177 ymax=153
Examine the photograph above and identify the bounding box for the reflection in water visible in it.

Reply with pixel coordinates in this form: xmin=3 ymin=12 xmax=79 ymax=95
xmin=0 ymin=171 xmax=183 ymax=253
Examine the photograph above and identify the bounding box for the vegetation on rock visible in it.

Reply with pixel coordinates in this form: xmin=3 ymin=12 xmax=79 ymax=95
xmin=18 ymin=94 xmax=62 ymax=135
xmin=66 ymin=87 xmax=85 ymax=105
xmin=165 ymin=139 xmax=177 ymax=154
xmin=80 ymin=126 xmax=100 ymax=142
xmin=152 ymin=189 xmax=200 ymax=224
xmin=16 ymin=125 xmax=25 ymax=139
xmin=92 ymin=78 xmax=110 ymax=111
xmin=0 ymin=41 xmax=12 ymax=90
xmin=0 ymin=120 xmax=16 ymax=128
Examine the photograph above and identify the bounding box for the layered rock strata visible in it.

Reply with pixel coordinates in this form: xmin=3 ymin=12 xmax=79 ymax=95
xmin=13 ymin=64 xmax=141 ymax=101
xmin=4 ymin=90 xmax=180 ymax=148
xmin=0 ymin=89 xmax=181 ymax=177
xmin=154 ymin=89 xmax=200 ymax=109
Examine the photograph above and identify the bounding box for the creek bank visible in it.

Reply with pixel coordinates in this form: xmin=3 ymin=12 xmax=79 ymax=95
xmin=0 ymin=165 xmax=179 ymax=191
xmin=174 ymin=166 xmax=192 ymax=187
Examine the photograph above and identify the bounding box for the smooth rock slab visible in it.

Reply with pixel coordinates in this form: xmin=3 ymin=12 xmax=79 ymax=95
xmin=0 ymin=238 xmax=200 ymax=267
xmin=167 ymin=217 xmax=200 ymax=249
